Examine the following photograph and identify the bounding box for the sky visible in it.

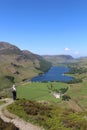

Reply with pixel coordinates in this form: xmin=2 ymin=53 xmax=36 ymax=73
xmin=0 ymin=0 xmax=87 ymax=58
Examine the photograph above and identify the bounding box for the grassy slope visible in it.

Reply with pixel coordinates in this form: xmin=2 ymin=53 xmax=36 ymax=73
xmin=67 ymin=81 xmax=87 ymax=110
xmin=0 ymin=54 xmax=41 ymax=98
xmin=0 ymin=54 xmax=42 ymax=89
xmin=7 ymin=98 xmax=87 ymax=130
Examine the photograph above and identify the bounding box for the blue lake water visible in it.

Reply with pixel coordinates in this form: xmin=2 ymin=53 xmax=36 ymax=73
xmin=31 ymin=66 xmax=73 ymax=82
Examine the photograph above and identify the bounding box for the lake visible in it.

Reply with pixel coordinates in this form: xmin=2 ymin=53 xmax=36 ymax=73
xmin=31 ymin=66 xmax=73 ymax=82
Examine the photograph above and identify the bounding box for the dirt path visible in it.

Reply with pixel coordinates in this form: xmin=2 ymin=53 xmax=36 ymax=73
xmin=0 ymin=98 xmax=43 ymax=130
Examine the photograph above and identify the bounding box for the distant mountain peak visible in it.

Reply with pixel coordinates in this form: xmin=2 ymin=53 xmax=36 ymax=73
xmin=0 ymin=41 xmax=22 ymax=55
xmin=42 ymin=54 xmax=74 ymax=65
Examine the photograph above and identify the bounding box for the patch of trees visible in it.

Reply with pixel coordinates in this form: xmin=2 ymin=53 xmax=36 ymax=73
xmin=64 ymin=66 xmax=85 ymax=84
xmin=14 ymin=71 xmax=20 ymax=75
xmin=47 ymin=84 xmax=68 ymax=94
xmin=67 ymin=66 xmax=87 ymax=74
xmin=11 ymin=62 xmax=22 ymax=68
xmin=62 ymin=95 xmax=71 ymax=101
xmin=59 ymin=87 xmax=68 ymax=94
xmin=4 ymin=75 xmax=15 ymax=83
xmin=36 ymin=59 xmax=52 ymax=72
xmin=67 ymin=78 xmax=83 ymax=84
xmin=48 ymin=84 xmax=71 ymax=101
xmin=22 ymin=78 xmax=28 ymax=82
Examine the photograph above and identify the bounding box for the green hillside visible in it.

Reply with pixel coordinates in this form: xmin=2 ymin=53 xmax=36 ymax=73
xmin=0 ymin=42 xmax=51 ymax=90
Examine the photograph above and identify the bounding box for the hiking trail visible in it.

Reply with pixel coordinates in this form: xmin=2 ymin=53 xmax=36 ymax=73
xmin=0 ymin=98 xmax=43 ymax=130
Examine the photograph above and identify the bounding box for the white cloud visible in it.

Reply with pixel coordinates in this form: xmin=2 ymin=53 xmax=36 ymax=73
xmin=74 ymin=51 xmax=79 ymax=55
xmin=64 ymin=47 xmax=70 ymax=51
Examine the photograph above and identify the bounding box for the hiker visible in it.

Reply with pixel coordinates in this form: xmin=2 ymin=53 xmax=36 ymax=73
xmin=11 ymin=84 xmax=17 ymax=100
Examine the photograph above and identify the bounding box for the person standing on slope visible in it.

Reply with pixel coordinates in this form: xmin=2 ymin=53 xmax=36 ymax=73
xmin=11 ymin=84 xmax=17 ymax=100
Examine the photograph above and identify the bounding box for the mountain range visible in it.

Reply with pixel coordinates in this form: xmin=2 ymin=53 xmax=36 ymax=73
xmin=1 ymin=41 xmax=86 ymax=89
xmin=42 ymin=55 xmax=74 ymax=65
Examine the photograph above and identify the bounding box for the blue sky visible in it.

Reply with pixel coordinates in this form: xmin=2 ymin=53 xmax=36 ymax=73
xmin=0 ymin=0 xmax=87 ymax=57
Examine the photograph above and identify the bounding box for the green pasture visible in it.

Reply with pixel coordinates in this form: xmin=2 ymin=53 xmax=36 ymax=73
xmin=16 ymin=80 xmax=87 ymax=109
xmin=17 ymin=82 xmax=68 ymax=103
